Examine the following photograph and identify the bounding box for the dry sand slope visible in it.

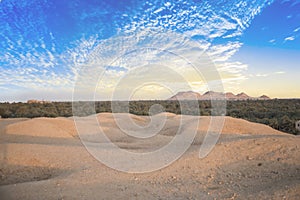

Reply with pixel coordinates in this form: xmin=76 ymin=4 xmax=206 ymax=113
xmin=0 ymin=113 xmax=299 ymax=199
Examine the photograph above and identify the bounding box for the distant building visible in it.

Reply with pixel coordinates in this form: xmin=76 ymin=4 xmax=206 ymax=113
xmin=27 ymin=100 xmax=38 ymax=104
xmin=27 ymin=99 xmax=51 ymax=104
xmin=296 ymin=121 xmax=300 ymax=132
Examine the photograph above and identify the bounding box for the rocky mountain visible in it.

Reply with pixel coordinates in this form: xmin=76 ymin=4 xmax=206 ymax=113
xmin=168 ymin=91 xmax=271 ymax=101
xmin=258 ymin=95 xmax=271 ymax=100
xmin=168 ymin=91 xmax=202 ymax=100
xmin=225 ymin=92 xmax=236 ymax=100
xmin=236 ymin=92 xmax=251 ymax=99
xmin=201 ymin=91 xmax=225 ymax=100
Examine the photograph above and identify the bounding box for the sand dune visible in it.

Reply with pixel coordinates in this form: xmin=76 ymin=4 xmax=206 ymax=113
xmin=0 ymin=113 xmax=299 ymax=199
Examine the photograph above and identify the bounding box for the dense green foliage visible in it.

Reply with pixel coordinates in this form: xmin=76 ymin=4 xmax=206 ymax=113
xmin=0 ymin=99 xmax=299 ymax=135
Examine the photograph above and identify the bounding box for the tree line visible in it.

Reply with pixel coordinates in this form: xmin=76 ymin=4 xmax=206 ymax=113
xmin=0 ymin=99 xmax=299 ymax=135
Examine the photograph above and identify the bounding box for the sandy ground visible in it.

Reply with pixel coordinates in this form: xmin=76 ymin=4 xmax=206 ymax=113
xmin=0 ymin=113 xmax=299 ymax=199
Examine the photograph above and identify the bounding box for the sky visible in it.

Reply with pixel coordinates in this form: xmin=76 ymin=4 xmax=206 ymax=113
xmin=0 ymin=0 xmax=299 ymax=102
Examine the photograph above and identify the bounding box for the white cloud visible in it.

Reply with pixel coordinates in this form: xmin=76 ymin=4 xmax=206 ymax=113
xmin=269 ymin=39 xmax=276 ymax=44
xmin=153 ymin=7 xmax=164 ymax=14
xmin=256 ymin=73 xmax=269 ymax=77
xmin=274 ymin=71 xmax=285 ymax=74
xmin=294 ymin=27 xmax=300 ymax=32
xmin=206 ymin=42 xmax=242 ymax=62
xmin=122 ymin=0 xmax=271 ymax=40
xmin=217 ymin=62 xmax=248 ymax=74
xmin=284 ymin=36 xmax=295 ymax=41
xmin=164 ymin=2 xmax=171 ymax=7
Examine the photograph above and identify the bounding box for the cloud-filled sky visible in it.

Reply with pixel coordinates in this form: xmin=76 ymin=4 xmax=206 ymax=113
xmin=0 ymin=0 xmax=299 ymax=101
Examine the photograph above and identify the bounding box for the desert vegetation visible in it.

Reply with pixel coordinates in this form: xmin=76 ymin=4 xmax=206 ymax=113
xmin=0 ymin=99 xmax=299 ymax=135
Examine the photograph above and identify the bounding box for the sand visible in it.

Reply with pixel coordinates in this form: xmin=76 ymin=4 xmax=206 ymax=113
xmin=0 ymin=113 xmax=299 ymax=199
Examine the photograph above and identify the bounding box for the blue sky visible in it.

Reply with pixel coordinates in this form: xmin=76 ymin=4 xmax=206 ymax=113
xmin=0 ymin=0 xmax=299 ymax=101
xmin=231 ymin=0 xmax=300 ymax=97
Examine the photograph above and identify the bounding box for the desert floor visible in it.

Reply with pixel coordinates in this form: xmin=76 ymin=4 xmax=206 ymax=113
xmin=0 ymin=113 xmax=299 ymax=199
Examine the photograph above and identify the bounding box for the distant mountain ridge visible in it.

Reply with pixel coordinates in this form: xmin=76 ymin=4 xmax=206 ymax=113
xmin=168 ymin=91 xmax=271 ymax=101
